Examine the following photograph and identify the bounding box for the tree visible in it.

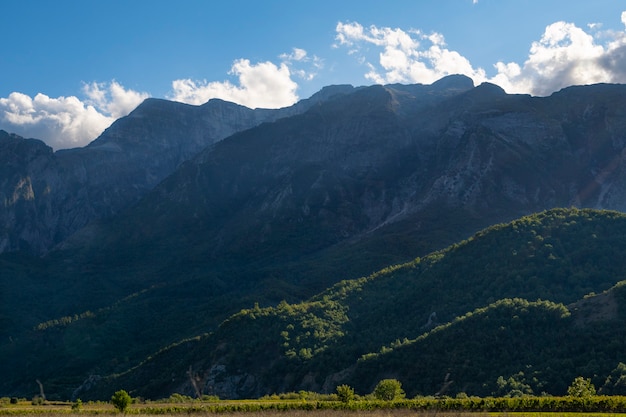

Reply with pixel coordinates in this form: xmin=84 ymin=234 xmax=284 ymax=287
xmin=336 ymin=384 xmax=355 ymax=403
xmin=111 ymin=390 xmax=132 ymax=413
xmin=600 ymin=362 xmax=626 ymax=395
xmin=373 ymin=379 xmax=405 ymax=401
xmin=567 ymin=376 xmax=596 ymax=397
xmin=494 ymin=372 xmax=534 ymax=397
xmin=71 ymin=399 xmax=83 ymax=412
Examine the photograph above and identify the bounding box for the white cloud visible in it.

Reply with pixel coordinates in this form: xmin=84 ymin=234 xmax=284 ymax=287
xmin=170 ymin=49 xmax=324 ymax=108
xmin=169 ymin=58 xmax=299 ymax=108
xmin=495 ymin=18 xmax=626 ymax=95
xmin=280 ymin=47 xmax=308 ymax=62
xmin=0 ymin=82 xmax=149 ymax=150
xmin=83 ymin=81 xmax=149 ymax=119
xmin=335 ymin=11 xmax=626 ymax=96
xmin=280 ymin=47 xmax=323 ymax=81
xmin=1 ymin=52 xmax=307 ymax=149
xmin=335 ymin=22 xmax=486 ymax=86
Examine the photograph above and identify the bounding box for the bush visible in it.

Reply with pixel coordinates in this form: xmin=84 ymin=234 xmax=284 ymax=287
xmin=71 ymin=399 xmax=82 ymax=412
xmin=168 ymin=393 xmax=193 ymax=403
xmin=567 ymin=376 xmax=596 ymax=397
xmin=111 ymin=390 xmax=132 ymax=413
xmin=201 ymin=394 xmax=220 ymax=402
xmin=336 ymin=384 xmax=355 ymax=403
xmin=373 ymin=379 xmax=405 ymax=401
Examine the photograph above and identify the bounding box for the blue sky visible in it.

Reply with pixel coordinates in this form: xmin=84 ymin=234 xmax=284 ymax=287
xmin=1 ymin=0 xmax=626 ymax=150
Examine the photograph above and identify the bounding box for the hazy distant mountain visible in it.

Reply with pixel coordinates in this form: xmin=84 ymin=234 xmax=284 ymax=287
xmin=3 ymin=75 xmax=626 ymax=399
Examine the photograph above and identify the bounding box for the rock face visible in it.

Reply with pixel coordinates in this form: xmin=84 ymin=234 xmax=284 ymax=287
xmin=0 ymin=131 xmax=56 ymax=252
xmin=0 ymin=86 xmax=355 ymax=254
xmin=107 ymin=78 xmax=626 ymax=270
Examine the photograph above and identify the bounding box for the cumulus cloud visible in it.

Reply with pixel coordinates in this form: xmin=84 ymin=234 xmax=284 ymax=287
xmin=0 ymin=82 xmax=149 ymax=150
xmin=83 ymin=81 xmax=149 ymax=119
xmin=335 ymin=22 xmax=486 ymax=86
xmin=280 ymin=47 xmax=323 ymax=81
xmin=493 ymin=20 xmax=626 ymax=95
xmin=335 ymin=11 xmax=626 ymax=96
xmin=1 ymin=50 xmax=311 ymax=149
xmin=280 ymin=47 xmax=308 ymax=62
xmin=169 ymin=58 xmax=299 ymax=108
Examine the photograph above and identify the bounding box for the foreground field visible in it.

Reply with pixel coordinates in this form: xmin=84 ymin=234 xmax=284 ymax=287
xmin=5 ymin=397 xmax=626 ymax=416
xmin=3 ymin=409 xmax=626 ymax=417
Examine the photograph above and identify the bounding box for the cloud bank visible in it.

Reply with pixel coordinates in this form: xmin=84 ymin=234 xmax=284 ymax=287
xmin=0 ymin=82 xmax=149 ymax=150
xmin=0 ymin=50 xmax=316 ymax=150
xmin=168 ymin=48 xmax=320 ymax=108
xmin=335 ymin=11 xmax=626 ymax=96
xmin=168 ymin=59 xmax=298 ymax=108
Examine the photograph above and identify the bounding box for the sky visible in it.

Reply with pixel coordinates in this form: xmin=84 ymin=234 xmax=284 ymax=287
xmin=1 ymin=0 xmax=626 ymax=150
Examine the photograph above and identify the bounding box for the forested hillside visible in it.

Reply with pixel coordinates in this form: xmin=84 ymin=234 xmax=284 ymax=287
xmin=89 ymin=208 xmax=626 ymax=399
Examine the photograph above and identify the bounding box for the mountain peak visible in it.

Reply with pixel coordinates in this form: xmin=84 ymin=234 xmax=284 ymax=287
xmin=309 ymin=84 xmax=356 ymax=101
xmin=0 ymin=129 xmax=18 ymax=140
xmin=0 ymin=130 xmax=52 ymax=154
xmin=474 ymin=81 xmax=506 ymax=96
xmin=430 ymin=74 xmax=475 ymax=91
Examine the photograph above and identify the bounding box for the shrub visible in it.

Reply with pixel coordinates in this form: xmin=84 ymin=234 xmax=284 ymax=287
xmin=373 ymin=379 xmax=405 ymax=401
xmin=168 ymin=393 xmax=193 ymax=403
xmin=567 ymin=376 xmax=596 ymax=398
xmin=71 ymin=399 xmax=82 ymax=412
xmin=336 ymin=384 xmax=355 ymax=403
xmin=201 ymin=394 xmax=220 ymax=402
xmin=111 ymin=390 xmax=132 ymax=413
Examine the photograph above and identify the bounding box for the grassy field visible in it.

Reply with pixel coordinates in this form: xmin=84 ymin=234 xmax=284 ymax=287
xmin=4 ymin=410 xmax=626 ymax=417
xmin=4 ymin=400 xmax=626 ymax=417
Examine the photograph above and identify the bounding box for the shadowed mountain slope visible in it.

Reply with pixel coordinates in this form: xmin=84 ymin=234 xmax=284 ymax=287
xmin=87 ymin=208 xmax=626 ymax=399
xmin=0 ymin=85 xmax=356 ymax=254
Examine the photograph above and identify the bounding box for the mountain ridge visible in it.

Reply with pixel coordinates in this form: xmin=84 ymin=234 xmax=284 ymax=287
xmin=0 ymin=83 xmax=359 ymax=254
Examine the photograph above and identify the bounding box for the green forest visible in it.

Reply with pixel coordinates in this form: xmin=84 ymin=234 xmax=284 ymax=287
xmin=78 ymin=208 xmax=626 ymax=400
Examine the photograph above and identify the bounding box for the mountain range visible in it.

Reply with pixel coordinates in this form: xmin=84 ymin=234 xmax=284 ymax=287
xmin=2 ymin=75 xmax=626 ymax=399
xmin=0 ymin=84 xmax=355 ymax=254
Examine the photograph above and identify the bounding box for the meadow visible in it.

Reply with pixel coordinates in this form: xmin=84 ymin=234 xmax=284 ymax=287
xmin=5 ymin=396 xmax=626 ymax=417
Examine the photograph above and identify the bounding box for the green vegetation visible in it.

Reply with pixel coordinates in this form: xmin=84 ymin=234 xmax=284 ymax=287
xmin=600 ymin=363 xmax=626 ymax=395
xmin=9 ymin=395 xmax=626 ymax=415
xmin=71 ymin=399 xmax=83 ymax=411
xmin=5 ymin=208 xmax=626 ymax=401
xmin=373 ymin=379 xmax=405 ymax=401
xmin=335 ymin=385 xmax=354 ymax=403
xmin=568 ymin=377 xmax=597 ymax=398
xmin=111 ymin=390 xmax=131 ymax=413
xmin=87 ymin=208 xmax=626 ymax=400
